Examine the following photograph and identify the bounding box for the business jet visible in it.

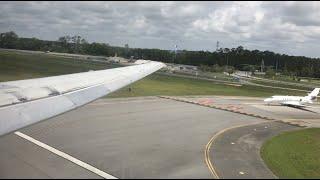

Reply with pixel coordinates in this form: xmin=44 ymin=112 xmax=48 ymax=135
xmin=0 ymin=60 xmax=165 ymax=136
xmin=264 ymin=88 xmax=319 ymax=108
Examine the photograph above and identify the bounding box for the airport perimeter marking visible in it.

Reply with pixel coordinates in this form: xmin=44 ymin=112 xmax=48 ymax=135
xmin=14 ymin=131 xmax=117 ymax=179
xmin=158 ymin=96 xmax=278 ymax=121
xmin=158 ymin=96 xmax=308 ymax=128
xmin=204 ymin=120 xmax=278 ymax=179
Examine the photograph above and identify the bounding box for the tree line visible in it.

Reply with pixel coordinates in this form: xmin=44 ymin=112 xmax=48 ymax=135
xmin=1 ymin=31 xmax=320 ymax=78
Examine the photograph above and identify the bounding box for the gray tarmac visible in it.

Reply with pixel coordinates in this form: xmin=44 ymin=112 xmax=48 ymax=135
xmin=210 ymin=121 xmax=300 ymax=179
xmin=0 ymin=134 xmax=102 ymax=179
xmin=0 ymin=97 xmax=262 ymax=179
xmin=0 ymin=96 xmax=317 ymax=178
xmin=185 ymin=96 xmax=320 ymax=127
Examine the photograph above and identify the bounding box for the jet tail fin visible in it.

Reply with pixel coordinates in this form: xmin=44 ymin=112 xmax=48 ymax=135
xmin=307 ymin=88 xmax=320 ymax=100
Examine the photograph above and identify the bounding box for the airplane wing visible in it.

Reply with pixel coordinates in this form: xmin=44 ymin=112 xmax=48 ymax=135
xmin=281 ymin=101 xmax=306 ymax=108
xmin=280 ymin=101 xmax=318 ymax=113
xmin=0 ymin=60 xmax=165 ymax=136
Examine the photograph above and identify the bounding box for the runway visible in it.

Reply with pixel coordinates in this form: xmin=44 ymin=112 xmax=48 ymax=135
xmin=0 ymin=96 xmax=318 ymax=178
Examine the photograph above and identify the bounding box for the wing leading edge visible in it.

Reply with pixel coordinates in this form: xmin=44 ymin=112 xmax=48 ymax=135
xmin=0 ymin=61 xmax=166 ymax=136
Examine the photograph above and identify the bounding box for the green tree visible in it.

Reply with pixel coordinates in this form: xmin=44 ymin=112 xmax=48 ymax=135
xmin=2 ymin=31 xmax=320 ymax=78
xmin=0 ymin=31 xmax=19 ymax=48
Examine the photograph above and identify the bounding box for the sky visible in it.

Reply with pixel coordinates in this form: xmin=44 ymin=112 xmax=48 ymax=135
xmin=1 ymin=1 xmax=320 ymax=58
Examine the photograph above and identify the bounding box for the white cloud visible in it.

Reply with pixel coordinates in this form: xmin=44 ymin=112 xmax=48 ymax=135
xmin=133 ymin=16 xmax=147 ymax=29
xmin=254 ymin=12 xmax=264 ymax=23
xmin=191 ymin=2 xmax=263 ymax=35
xmin=1 ymin=1 xmax=320 ymax=57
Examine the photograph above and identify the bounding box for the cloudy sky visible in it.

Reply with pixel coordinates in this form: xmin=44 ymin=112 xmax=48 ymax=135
xmin=1 ymin=1 xmax=320 ymax=58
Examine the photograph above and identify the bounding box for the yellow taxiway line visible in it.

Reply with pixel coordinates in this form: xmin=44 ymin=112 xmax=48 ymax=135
xmin=204 ymin=120 xmax=277 ymax=179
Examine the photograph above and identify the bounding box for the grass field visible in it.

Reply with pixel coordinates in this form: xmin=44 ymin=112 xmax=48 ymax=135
xmin=250 ymin=79 xmax=311 ymax=91
xmin=108 ymin=73 xmax=303 ymax=97
xmin=0 ymin=50 xmax=117 ymax=82
xmin=261 ymin=128 xmax=320 ymax=178
xmin=0 ymin=49 xmax=306 ymax=97
xmin=254 ymin=74 xmax=320 ymax=87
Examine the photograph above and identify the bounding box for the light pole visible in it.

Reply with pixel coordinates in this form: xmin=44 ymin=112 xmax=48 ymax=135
xmin=172 ymin=44 xmax=177 ymax=64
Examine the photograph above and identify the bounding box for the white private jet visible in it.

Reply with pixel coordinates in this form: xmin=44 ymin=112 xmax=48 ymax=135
xmin=264 ymin=88 xmax=320 ymax=108
xmin=0 ymin=60 xmax=166 ymax=136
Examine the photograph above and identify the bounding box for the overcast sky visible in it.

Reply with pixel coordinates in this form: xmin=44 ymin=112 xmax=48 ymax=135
xmin=1 ymin=1 xmax=320 ymax=58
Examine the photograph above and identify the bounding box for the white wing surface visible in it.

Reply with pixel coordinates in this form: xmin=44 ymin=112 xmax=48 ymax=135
xmin=0 ymin=61 xmax=165 ymax=136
